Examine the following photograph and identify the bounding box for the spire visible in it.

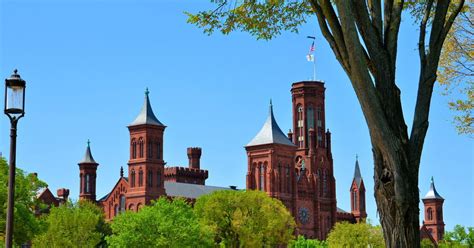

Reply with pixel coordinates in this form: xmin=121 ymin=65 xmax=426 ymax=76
xmin=423 ymin=177 xmax=444 ymax=200
xmin=246 ymin=101 xmax=296 ymax=147
xmin=120 ymin=166 xmax=124 ymax=178
xmin=79 ymin=139 xmax=97 ymax=164
xmin=353 ymin=155 xmax=362 ymax=188
xmin=130 ymin=88 xmax=164 ymax=127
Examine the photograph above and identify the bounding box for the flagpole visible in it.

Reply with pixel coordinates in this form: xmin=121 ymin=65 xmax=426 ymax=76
xmin=313 ymin=54 xmax=316 ymax=81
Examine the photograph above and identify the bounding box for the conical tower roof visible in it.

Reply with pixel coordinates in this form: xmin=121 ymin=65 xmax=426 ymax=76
xmin=353 ymin=156 xmax=362 ymax=188
xmin=246 ymin=100 xmax=295 ymax=147
xmin=79 ymin=139 xmax=97 ymax=164
xmin=130 ymin=88 xmax=164 ymax=127
xmin=423 ymin=177 xmax=444 ymax=200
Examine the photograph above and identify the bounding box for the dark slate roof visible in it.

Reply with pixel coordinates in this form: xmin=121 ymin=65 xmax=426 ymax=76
xmin=79 ymin=140 xmax=97 ymax=164
xmin=246 ymin=101 xmax=295 ymax=147
xmin=353 ymin=157 xmax=362 ymax=188
xmin=130 ymin=89 xmax=164 ymax=127
xmin=98 ymin=193 xmax=110 ymax=202
xmin=164 ymin=181 xmax=233 ymax=199
xmin=423 ymin=177 xmax=444 ymax=200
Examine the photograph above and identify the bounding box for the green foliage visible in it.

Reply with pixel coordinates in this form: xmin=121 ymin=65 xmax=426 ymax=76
xmin=0 ymin=157 xmax=47 ymax=246
xmin=327 ymin=221 xmax=385 ymax=248
xmin=288 ymin=235 xmax=328 ymax=248
xmin=33 ymin=200 xmax=110 ymax=248
xmin=185 ymin=0 xmax=312 ymax=40
xmin=194 ymin=190 xmax=295 ymax=247
xmin=106 ymin=197 xmax=213 ymax=248
xmin=421 ymin=238 xmax=435 ymax=248
xmin=439 ymin=225 xmax=474 ymax=248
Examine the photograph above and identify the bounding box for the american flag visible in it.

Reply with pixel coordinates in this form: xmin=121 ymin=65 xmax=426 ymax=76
xmin=308 ymin=41 xmax=315 ymax=53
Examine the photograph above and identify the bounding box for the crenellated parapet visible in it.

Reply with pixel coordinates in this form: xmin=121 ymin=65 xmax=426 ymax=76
xmin=164 ymin=166 xmax=208 ymax=185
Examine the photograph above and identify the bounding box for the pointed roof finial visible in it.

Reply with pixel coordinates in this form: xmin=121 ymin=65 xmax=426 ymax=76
xmin=120 ymin=166 xmax=124 ymax=178
xmin=246 ymin=102 xmax=295 ymax=147
xmin=353 ymin=156 xmax=362 ymax=188
xmin=424 ymin=176 xmax=444 ymax=200
xmin=130 ymin=88 xmax=165 ymax=126
xmin=79 ymin=139 xmax=97 ymax=164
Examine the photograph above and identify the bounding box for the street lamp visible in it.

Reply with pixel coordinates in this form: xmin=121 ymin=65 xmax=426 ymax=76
xmin=4 ymin=69 xmax=26 ymax=248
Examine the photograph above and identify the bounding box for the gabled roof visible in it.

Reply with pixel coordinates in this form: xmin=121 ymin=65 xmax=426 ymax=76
xmin=129 ymin=89 xmax=164 ymax=127
xmin=79 ymin=140 xmax=97 ymax=164
xmin=246 ymin=101 xmax=295 ymax=147
xmin=164 ymin=181 xmax=234 ymax=199
xmin=353 ymin=157 xmax=362 ymax=188
xmin=423 ymin=177 xmax=444 ymax=200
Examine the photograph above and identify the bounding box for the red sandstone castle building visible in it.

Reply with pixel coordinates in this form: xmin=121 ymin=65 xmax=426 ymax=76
xmin=35 ymin=80 xmax=444 ymax=242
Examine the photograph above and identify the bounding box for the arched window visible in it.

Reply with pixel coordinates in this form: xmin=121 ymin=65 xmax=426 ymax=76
xmin=427 ymin=208 xmax=433 ymax=220
xmin=323 ymin=170 xmax=328 ymax=197
xmin=297 ymin=105 xmax=304 ymax=148
xmin=307 ymin=105 xmax=314 ymax=129
xmin=148 ymin=140 xmax=153 ymax=158
xmin=131 ymin=170 xmax=136 ymax=187
xmin=128 ymin=204 xmax=135 ymax=211
xmin=147 ymin=171 xmax=153 ymax=187
xmin=353 ymin=191 xmax=358 ymax=210
xmin=120 ymin=195 xmax=126 ymax=213
xmin=156 ymin=141 xmax=161 ymax=159
xmin=80 ymin=173 xmax=83 ymax=193
xmin=138 ymin=138 xmax=144 ymax=158
xmin=156 ymin=172 xmax=161 ymax=187
xmin=278 ymin=163 xmax=282 ymax=192
xmin=138 ymin=169 xmax=143 ymax=187
xmin=316 ymin=107 xmax=322 ymax=127
xmin=131 ymin=139 xmax=137 ymax=159
xmin=286 ymin=165 xmax=291 ymax=193
xmin=85 ymin=174 xmax=90 ymax=193
xmin=259 ymin=163 xmax=265 ymax=191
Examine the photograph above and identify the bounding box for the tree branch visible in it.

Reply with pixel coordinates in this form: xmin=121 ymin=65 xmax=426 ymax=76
xmin=368 ymin=0 xmax=382 ymax=38
xmin=419 ymin=0 xmax=435 ymax=66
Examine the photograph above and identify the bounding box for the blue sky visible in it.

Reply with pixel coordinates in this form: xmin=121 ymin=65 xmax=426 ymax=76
xmin=1 ymin=0 xmax=472 ymax=230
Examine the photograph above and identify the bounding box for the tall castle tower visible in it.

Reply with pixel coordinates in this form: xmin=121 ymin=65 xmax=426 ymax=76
xmin=291 ymin=81 xmax=336 ymax=239
xmin=246 ymin=81 xmax=337 ymax=240
xmin=422 ymin=177 xmax=445 ymax=243
xmin=78 ymin=140 xmax=99 ymax=202
xmin=126 ymin=89 xmax=166 ymax=207
xmin=350 ymin=156 xmax=367 ymax=222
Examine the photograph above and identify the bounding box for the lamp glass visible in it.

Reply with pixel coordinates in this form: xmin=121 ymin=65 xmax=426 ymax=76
xmin=5 ymin=83 xmax=24 ymax=114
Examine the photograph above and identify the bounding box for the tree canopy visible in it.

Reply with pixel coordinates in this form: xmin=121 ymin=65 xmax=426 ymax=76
xmin=106 ymin=197 xmax=213 ymax=248
xmin=327 ymin=221 xmax=385 ymax=247
xmin=0 ymin=158 xmax=47 ymax=246
xmin=194 ymin=190 xmax=296 ymax=247
xmin=33 ymin=200 xmax=110 ymax=248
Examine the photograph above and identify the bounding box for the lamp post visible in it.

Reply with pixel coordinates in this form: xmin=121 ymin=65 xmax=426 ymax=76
xmin=4 ymin=69 xmax=26 ymax=248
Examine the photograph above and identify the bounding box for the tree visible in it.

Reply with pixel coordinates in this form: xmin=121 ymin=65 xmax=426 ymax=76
xmin=438 ymin=5 xmax=473 ymax=135
xmin=194 ymin=190 xmax=295 ymax=247
xmin=106 ymin=197 xmax=213 ymax=248
xmin=33 ymin=200 xmax=110 ymax=247
xmin=187 ymin=0 xmax=466 ymax=246
xmin=0 ymin=158 xmax=47 ymax=246
xmin=288 ymin=235 xmax=328 ymax=248
xmin=439 ymin=225 xmax=474 ymax=248
xmin=326 ymin=221 xmax=385 ymax=247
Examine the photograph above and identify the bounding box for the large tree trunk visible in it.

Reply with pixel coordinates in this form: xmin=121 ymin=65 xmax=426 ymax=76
xmin=373 ymin=144 xmax=420 ymax=247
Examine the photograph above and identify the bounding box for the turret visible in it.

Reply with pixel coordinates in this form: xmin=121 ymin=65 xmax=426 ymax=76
xmin=350 ymin=156 xmax=367 ymax=222
xmin=78 ymin=140 xmax=99 ymax=202
xmin=422 ymin=177 xmax=445 ymax=243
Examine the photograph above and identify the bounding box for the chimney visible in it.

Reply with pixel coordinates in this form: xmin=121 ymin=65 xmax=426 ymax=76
xmin=287 ymin=129 xmax=293 ymax=143
xmin=187 ymin=147 xmax=202 ymax=169
xmin=57 ymin=188 xmax=70 ymax=201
